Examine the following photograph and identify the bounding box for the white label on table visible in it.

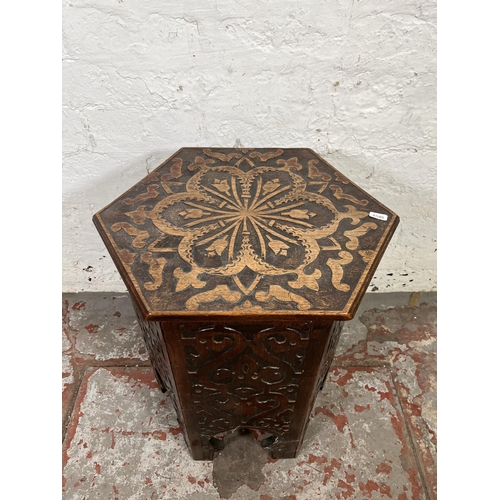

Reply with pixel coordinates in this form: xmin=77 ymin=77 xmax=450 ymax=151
xmin=369 ymin=211 xmax=388 ymax=221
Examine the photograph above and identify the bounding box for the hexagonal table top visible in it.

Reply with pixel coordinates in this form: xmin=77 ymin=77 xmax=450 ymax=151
xmin=93 ymin=148 xmax=399 ymax=319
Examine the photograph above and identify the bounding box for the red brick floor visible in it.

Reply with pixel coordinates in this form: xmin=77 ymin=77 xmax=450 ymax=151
xmin=62 ymin=292 xmax=436 ymax=500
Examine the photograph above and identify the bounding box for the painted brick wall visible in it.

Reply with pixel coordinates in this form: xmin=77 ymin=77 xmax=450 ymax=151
xmin=63 ymin=0 xmax=436 ymax=293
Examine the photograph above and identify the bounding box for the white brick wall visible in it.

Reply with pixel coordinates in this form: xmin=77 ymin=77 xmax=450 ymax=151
xmin=62 ymin=0 xmax=436 ymax=292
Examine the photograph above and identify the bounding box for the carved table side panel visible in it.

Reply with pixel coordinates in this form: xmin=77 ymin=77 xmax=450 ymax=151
xmin=317 ymin=320 xmax=344 ymax=394
xmin=132 ymin=303 xmax=187 ymax=438
xmin=163 ymin=319 xmax=336 ymax=459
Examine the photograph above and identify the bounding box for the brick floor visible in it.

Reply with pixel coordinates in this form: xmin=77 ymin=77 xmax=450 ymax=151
xmin=62 ymin=292 xmax=437 ymax=500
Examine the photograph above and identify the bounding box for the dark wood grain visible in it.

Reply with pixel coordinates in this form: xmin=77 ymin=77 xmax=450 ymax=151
xmin=93 ymin=148 xmax=399 ymax=320
xmin=93 ymin=147 xmax=399 ymax=460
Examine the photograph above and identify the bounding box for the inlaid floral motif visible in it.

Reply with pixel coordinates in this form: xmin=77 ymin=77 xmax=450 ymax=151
xmin=98 ymin=148 xmax=395 ymax=313
xmin=141 ymin=153 xmax=370 ymax=309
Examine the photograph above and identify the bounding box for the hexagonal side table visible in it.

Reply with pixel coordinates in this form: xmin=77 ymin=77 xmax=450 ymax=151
xmin=93 ymin=147 xmax=399 ymax=460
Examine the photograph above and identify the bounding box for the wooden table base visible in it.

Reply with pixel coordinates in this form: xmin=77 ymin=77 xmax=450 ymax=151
xmin=134 ymin=303 xmax=343 ymax=460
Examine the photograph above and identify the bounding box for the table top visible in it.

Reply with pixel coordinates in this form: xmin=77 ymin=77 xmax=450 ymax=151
xmin=94 ymin=148 xmax=399 ymax=320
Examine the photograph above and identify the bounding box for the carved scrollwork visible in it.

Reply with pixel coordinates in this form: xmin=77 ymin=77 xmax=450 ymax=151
xmin=179 ymin=322 xmax=311 ymax=438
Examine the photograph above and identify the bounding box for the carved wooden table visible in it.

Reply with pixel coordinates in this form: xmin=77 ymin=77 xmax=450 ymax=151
xmin=93 ymin=148 xmax=399 ymax=460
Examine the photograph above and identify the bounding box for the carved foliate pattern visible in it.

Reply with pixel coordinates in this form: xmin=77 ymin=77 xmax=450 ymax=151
xmin=95 ymin=148 xmax=399 ymax=315
xmin=179 ymin=322 xmax=311 ymax=438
